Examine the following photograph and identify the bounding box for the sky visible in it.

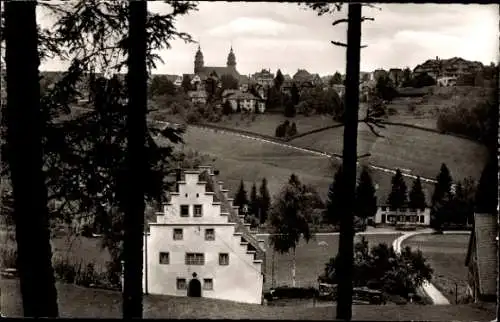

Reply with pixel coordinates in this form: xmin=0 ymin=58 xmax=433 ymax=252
xmin=38 ymin=2 xmax=499 ymax=77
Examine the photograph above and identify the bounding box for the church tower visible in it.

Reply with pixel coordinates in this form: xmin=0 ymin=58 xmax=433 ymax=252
xmin=194 ymin=44 xmax=204 ymax=74
xmin=227 ymin=46 xmax=236 ymax=69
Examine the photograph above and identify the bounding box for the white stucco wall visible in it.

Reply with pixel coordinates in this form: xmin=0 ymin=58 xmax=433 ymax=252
xmin=143 ymin=171 xmax=263 ymax=304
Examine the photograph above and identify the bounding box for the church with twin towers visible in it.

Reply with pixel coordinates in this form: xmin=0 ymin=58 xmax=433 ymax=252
xmin=193 ymin=43 xmax=248 ymax=83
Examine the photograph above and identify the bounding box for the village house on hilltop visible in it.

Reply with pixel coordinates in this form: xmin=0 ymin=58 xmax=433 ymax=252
xmin=141 ymin=166 xmax=266 ymax=304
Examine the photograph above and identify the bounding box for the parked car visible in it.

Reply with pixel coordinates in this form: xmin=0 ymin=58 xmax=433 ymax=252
xmin=318 ymin=283 xmax=337 ymax=300
xmin=353 ymin=287 xmax=386 ymax=304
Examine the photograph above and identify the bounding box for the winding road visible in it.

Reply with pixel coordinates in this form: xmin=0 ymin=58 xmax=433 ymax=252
xmin=392 ymin=229 xmax=451 ymax=305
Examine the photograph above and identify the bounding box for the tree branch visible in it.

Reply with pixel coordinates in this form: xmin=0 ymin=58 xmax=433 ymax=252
xmin=331 ymin=41 xmax=347 ymax=47
xmin=332 ymin=18 xmax=349 ymax=26
xmin=331 ymin=41 xmax=367 ymax=49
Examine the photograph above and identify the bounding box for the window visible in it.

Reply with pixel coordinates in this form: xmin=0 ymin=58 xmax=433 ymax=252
xmin=176 ymin=278 xmax=187 ymax=290
xmin=420 ymin=215 xmax=425 ymax=223
xmin=196 ymin=193 xmax=199 ymax=198
xmin=173 ymin=228 xmax=183 ymax=240
xmin=185 ymin=253 xmax=205 ymax=265
xmin=219 ymin=253 xmax=229 ymax=266
xmin=203 ymin=278 xmax=213 ymax=290
xmin=194 ymin=205 xmax=203 ymax=217
xmin=159 ymin=252 xmax=169 ymax=265
xmin=205 ymin=228 xmax=215 ymax=241
xmin=180 ymin=205 xmax=189 ymax=217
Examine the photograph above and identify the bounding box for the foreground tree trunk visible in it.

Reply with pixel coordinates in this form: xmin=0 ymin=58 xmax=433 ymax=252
xmin=291 ymin=247 xmax=296 ymax=287
xmin=336 ymin=3 xmax=362 ymax=321
xmin=122 ymin=0 xmax=148 ymax=318
xmin=4 ymin=0 xmax=59 ymax=317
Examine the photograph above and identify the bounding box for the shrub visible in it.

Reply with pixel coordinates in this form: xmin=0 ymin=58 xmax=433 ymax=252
xmin=80 ymin=224 xmax=94 ymax=238
xmin=287 ymin=122 xmax=298 ymax=136
xmin=186 ymin=110 xmax=202 ymax=124
xmin=271 ymin=286 xmax=319 ymax=299
xmin=53 ymin=257 xmax=78 ymax=284
xmin=0 ymin=247 xmax=17 ymax=269
xmin=222 ymin=101 xmax=233 ymax=115
xmin=387 ymin=107 xmax=398 ymax=116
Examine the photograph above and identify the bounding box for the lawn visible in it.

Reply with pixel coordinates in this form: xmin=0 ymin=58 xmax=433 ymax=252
xmin=177 ymin=126 xmax=335 ymax=199
xmin=402 ymin=234 xmax=470 ymax=303
xmin=289 ymin=122 xmax=488 ymax=183
xmin=257 ymin=234 xmax=401 ymax=290
xmin=1 ymin=279 xmax=495 ymax=320
xmin=205 ymin=113 xmax=339 ymax=137
xmin=0 ymin=230 xmax=111 ymax=273
xmin=173 ymin=127 xmax=440 ymax=204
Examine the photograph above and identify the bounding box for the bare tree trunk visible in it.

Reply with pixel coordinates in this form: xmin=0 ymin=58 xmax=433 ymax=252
xmin=123 ymin=0 xmax=147 ymax=318
xmin=4 ymin=0 xmax=59 ymax=317
xmin=292 ymin=247 xmax=296 ymax=287
xmin=336 ymin=3 xmax=362 ymax=321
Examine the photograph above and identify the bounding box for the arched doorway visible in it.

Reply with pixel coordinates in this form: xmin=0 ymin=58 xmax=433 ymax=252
xmin=187 ymin=272 xmax=202 ymax=297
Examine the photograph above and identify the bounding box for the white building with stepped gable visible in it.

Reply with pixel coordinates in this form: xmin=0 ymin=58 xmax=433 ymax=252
xmin=142 ymin=166 xmax=266 ymax=304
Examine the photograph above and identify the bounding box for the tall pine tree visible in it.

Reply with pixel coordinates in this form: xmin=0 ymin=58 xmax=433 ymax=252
xmin=387 ymin=169 xmax=407 ymax=210
xmin=324 ymin=166 xmax=344 ymax=225
xmin=234 ymin=180 xmax=248 ymax=214
xmin=431 ymin=163 xmax=453 ymax=229
xmin=259 ymin=178 xmax=271 ymax=224
xmin=475 ymin=159 xmax=497 ymax=214
xmin=409 ymin=176 xmax=426 ymax=210
xmin=431 ymin=163 xmax=453 ymax=207
xmin=249 ymin=182 xmax=260 ymax=219
xmin=355 ymin=167 xmax=377 ymax=225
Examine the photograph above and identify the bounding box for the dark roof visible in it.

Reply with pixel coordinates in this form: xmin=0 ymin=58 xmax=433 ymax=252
xmin=465 ymin=213 xmax=498 ymax=297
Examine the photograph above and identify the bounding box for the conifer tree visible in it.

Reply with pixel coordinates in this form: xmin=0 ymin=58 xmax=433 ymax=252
xmin=431 ymin=163 xmax=453 ymax=229
xmin=408 ymin=176 xmax=426 ymax=210
xmin=387 ymin=169 xmax=407 ymax=210
xmin=475 ymin=159 xmax=497 ymax=214
xmin=324 ymin=166 xmax=344 ymax=225
xmin=259 ymin=178 xmax=271 ymax=224
xmin=234 ymin=180 xmax=248 ymax=213
xmin=432 ymin=163 xmax=453 ymax=207
xmin=249 ymin=182 xmax=260 ymax=219
xmin=355 ymin=167 xmax=377 ymax=225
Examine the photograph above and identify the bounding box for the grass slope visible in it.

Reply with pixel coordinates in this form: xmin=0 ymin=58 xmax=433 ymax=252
xmin=178 ymin=126 xmax=438 ymax=203
xmin=1 ymin=279 xmax=495 ymax=320
xmin=258 ymin=234 xmax=401 ymax=290
xmin=179 ymin=127 xmax=334 ymax=199
xmin=290 ymin=122 xmax=487 ymax=183
xmin=402 ymin=234 xmax=470 ymax=303
xmin=206 ymin=113 xmax=339 ymax=137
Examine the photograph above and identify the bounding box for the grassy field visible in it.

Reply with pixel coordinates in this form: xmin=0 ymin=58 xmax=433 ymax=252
xmin=257 ymin=234 xmax=401 ymax=290
xmin=206 ymin=113 xmax=339 ymax=137
xmin=402 ymin=234 xmax=470 ymax=303
xmin=1 ymin=279 xmax=495 ymax=320
xmin=174 ymin=127 xmax=439 ymax=203
xmin=177 ymin=127 xmax=335 ymax=199
xmin=0 ymin=230 xmax=111 ymax=272
xmin=289 ymin=122 xmax=487 ymax=183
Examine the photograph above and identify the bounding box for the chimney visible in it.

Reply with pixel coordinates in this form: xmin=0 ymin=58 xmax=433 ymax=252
xmin=436 ymin=56 xmax=439 ymax=61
